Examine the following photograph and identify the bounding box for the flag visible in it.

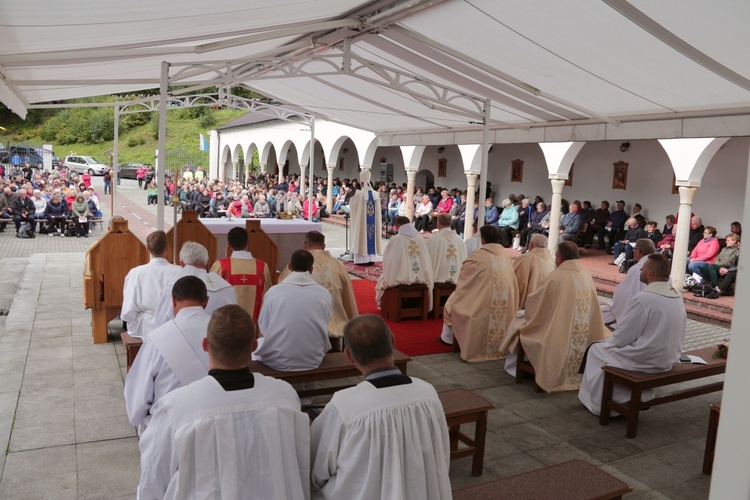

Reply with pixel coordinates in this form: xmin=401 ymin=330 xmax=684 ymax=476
xmin=199 ymin=134 xmax=209 ymax=152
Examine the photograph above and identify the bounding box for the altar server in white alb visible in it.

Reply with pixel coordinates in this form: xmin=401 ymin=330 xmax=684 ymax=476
xmin=152 ymin=241 xmax=236 ymax=329
xmin=311 ymin=314 xmax=451 ymax=500
xmin=600 ymin=239 xmax=656 ymax=327
xmin=137 ymin=305 xmax=310 ymax=500
xmin=120 ymin=230 xmax=180 ymax=339
xmin=349 ymin=168 xmax=382 ymax=265
xmin=579 ymin=253 xmax=686 ymax=415
xmin=254 ymin=249 xmax=332 ymax=371
xmin=124 ymin=276 xmax=210 ymax=428
xmin=375 ymin=215 xmax=434 ymax=309
xmin=426 ymin=213 xmax=467 ymax=285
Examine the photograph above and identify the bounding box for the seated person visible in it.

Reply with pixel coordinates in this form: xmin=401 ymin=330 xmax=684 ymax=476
xmin=597 ymin=200 xmax=628 ymax=252
xmin=301 ymin=195 xmax=319 ymax=221
xmin=579 ymin=254 xmax=686 ymax=415
xmin=601 ymin=239 xmax=656 ymax=327
xmin=703 ymin=233 xmax=739 ymax=298
xmin=656 ymin=225 xmax=676 ymax=257
xmin=687 ymin=225 xmax=720 ymax=275
xmin=497 ymin=198 xmax=520 ymax=247
xmin=440 ymin=225 xmax=518 ymax=362
xmin=610 ymin=218 xmax=647 ymax=265
xmin=413 ymin=194 xmax=433 ymax=233
xmin=209 ymin=192 xmax=229 ymax=218
xmin=582 ymin=201 xmax=610 ymax=249
xmin=225 ymin=194 xmax=244 ymax=218
xmin=137 ymin=305 xmax=310 ymax=499
xmin=311 ymin=315 xmax=451 ymax=500
xmin=124 ymin=276 xmax=210 ymax=428
xmin=501 ymin=241 xmax=609 ymax=392
xmin=519 ymin=201 xmax=549 ymax=252
xmin=558 ymin=202 xmax=582 ymax=243
xmin=484 ymin=198 xmax=499 ymax=226
xmin=253 ymin=194 xmax=270 ymax=217
xmin=386 ymin=191 xmax=401 ymax=224
xmin=254 ymin=249 xmax=332 ymax=371
xmin=644 ymin=220 xmax=662 ymax=246
xmin=11 ymin=188 xmax=35 ymax=234
xmin=688 ymin=216 xmax=705 ymax=253
xmin=429 ymin=189 xmax=453 ymax=232
xmin=513 ymin=234 xmax=555 ymax=309
xmin=44 ymin=190 xmax=67 ymax=236
xmin=31 ymin=189 xmax=47 ymax=233
xmin=376 ymin=216 xmax=434 ymax=311
xmin=426 ymin=213 xmax=467 ymax=285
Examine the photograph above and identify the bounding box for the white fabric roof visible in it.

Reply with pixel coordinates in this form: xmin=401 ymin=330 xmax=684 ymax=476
xmin=2 ymin=0 xmax=750 ymax=138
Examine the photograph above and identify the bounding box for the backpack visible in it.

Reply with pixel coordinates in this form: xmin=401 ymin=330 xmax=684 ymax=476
xmin=17 ymin=222 xmax=34 ymax=239
xmin=619 ymin=258 xmax=637 ymax=274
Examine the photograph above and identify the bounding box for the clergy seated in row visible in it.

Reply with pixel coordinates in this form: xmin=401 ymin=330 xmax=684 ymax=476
xmin=209 ymin=227 xmax=272 ymax=323
xmin=152 ymin=242 xmax=237 ymax=329
xmin=311 ymin=315 xmax=452 ymax=500
xmin=349 ymin=169 xmax=382 ymax=265
xmin=426 ymin=213 xmax=467 ymax=285
xmin=254 ymin=249 xmax=332 ymax=372
xmin=601 ymin=239 xmax=656 ymax=327
xmin=137 ymin=305 xmax=310 ymax=500
xmin=579 ymin=254 xmax=686 ymax=415
xmin=501 ymin=241 xmax=609 ymax=392
xmin=375 ymin=216 xmax=434 ymax=310
xmin=124 ymin=276 xmax=210 ymax=429
xmin=279 ymin=231 xmax=358 ymax=348
xmin=440 ymin=225 xmax=519 ymax=362
xmin=513 ymin=233 xmax=555 ymax=310
xmin=121 ymin=230 xmax=181 ymax=340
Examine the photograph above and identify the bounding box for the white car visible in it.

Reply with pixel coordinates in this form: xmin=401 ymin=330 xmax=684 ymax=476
xmin=64 ymin=155 xmax=109 ymax=176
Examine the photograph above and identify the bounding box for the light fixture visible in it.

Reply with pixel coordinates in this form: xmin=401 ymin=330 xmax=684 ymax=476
xmin=619 ymin=142 xmax=630 ymax=153
xmin=437 ymin=146 xmax=445 ymax=153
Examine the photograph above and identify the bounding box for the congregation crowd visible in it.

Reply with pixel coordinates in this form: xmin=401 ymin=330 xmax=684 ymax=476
xmin=0 ymin=161 xmax=104 ymax=238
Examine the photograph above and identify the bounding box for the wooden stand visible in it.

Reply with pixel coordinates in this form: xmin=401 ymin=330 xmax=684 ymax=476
xmin=703 ymin=403 xmax=721 ymax=474
xmin=121 ymin=331 xmax=143 ymax=371
xmin=381 ymin=284 xmax=429 ymax=322
xmin=439 ymin=388 xmax=495 ymax=477
xmin=430 ymin=282 xmax=455 ymax=319
xmin=83 ymin=219 xmax=149 ymax=344
xmin=166 ymin=210 xmax=218 ymax=266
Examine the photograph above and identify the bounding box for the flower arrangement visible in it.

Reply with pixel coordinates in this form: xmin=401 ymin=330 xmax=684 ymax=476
xmin=713 ymin=344 xmax=729 ymax=359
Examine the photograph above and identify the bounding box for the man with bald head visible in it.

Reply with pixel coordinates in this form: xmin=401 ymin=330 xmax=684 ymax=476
xmin=579 ymin=254 xmax=686 ymax=415
xmin=11 ymin=188 xmax=35 ymax=235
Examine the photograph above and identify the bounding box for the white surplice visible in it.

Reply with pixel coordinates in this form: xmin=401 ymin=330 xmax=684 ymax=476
xmin=600 ymin=254 xmax=648 ymax=326
xmin=152 ymin=265 xmax=237 ymax=330
xmin=121 ymin=257 xmax=181 ymax=339
xmin=579 ymin=281 xmax=687 ymax=415
xmin=350 ymin=184 xmax=382 ymax=264
xmin=426 ymin=227 xmax=467 ymax=284
xmin=124 ymin=306 xmax=210 ymax=427
xmin=138 ymin=374 xmax=310 ymax=500
xmin=375 ymin=224 xmax=434 ymax=309
xmin=254 ymin=272 xmax=332 ymax=371
xmin=464 ymin=234 xmax=482 ymax=255
xmin=310 ymin=378 xmax=451 ymax=500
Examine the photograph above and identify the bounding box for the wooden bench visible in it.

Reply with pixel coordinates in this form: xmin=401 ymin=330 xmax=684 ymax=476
xmin=121 ymin=331 xmax=143 ymax=371
xmin=452 ymin=459 xmax=632 ymax=499
xmin=703 ymin=402 xmax=721 ymax=475
xmin=438 ymin=388 xmax=494 ymax=477
xmin=430 ymin=282 xmax=455 ymax=319
xmin=249 ymin=349 xmax=412 ymax=399
xmin=381 ymin=283 xmax=429 ymax=322
xmin=599 ymin=347 xmax=726 ymax=438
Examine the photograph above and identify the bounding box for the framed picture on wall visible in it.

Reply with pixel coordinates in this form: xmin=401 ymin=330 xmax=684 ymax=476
xmin=671 ymin=173 xmax=679 ymax=195
xmin=565 ymin=163 xmax=574 ymax=187
xmin=511 ymin=159 xmax=524 ymax=183
xmin=612 ymin=161 xmax=628 ymax=190
xmin=438 ymin=158 xmax=447 ymax=178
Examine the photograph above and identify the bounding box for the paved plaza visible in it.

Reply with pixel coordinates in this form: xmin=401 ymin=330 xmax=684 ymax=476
xmin=0 ymin=180 xmax=731 ymax=498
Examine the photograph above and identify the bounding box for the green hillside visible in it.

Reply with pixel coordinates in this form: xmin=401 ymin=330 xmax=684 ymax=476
xmin=0 ymin=99 xmax=246 ymax=167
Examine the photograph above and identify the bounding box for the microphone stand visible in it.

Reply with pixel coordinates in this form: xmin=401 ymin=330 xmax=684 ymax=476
xmin=340 ymin=213 xmax=352 ymax=260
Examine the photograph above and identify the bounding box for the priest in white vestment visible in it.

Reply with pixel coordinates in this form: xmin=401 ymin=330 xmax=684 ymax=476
xmin=255 ymin=249 xmax=332 ymax=371
xmin=426 ymin=213 xmax=467 ymax=284
xmin=121 ymin=230 xmax=181 ymax=339
xmin=311 ymin=315 xmax=451 ymax=500
xmin=600 ymin=239 xmax=656 ymax=327
xmin=152 ymin=242 xmax=237 ymax=329
xmin=138 ymin=305 xmax=310 ymax=500
xmin=349 ymin=169 xmax=382 ymax=264
xmin=512 ymin=233 xmax=555 ymax=309
xmin=279 ymin=231 xmax=357 ymax=342
xmin=579 ymin=253 xmax=686 ymax=415
xmin=375 ymin=215 xmax=434 ymax=309
xmin=501 ymin=242 xmax=609 ymax=392
xmin=124 ymin=276 xmax=210 ymax=427
xmin=441 ymin=225 xmax=518 ymax=362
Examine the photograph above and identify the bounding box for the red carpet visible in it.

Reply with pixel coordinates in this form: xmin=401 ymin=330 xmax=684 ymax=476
xmin=352 ymin=280 xmax=452 ymax=357
xmin=343 ymin=261 xmax=383 ymax=281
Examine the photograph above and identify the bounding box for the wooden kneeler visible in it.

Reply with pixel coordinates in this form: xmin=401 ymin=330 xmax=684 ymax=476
xmin=430 ymin=282 xmax=455 ymax=319
xmin=381 ymin=284 xmax=429 ymax=322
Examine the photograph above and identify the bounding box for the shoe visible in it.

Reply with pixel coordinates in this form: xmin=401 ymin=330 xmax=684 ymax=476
xmin=707 ymin=291 xmax=720 ymax=300
xmin=84 ymin=234 xmax=89 ymax=238
xmin=77 ymin=235 xmax=81 ymax=238
xmin=438 ymin=337 xmax=452 ymax=346
xmin=608 ymin=262 xmax=618 ymax=266
xmin=419 ymin=229 xmax=424 ymax=234
xmin=49 ymin=233 xmax=54 ymax=237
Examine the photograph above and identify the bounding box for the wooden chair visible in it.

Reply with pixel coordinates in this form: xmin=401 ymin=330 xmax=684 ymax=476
xmin=225 ymin=220 xmax=280 ymax=285
xmin=165 ymin=210 xmax=218 ymax=265
xmin=381 ymin=284 xmax=429 ymax=322
xmin=430 ymin=282 xmax=455 ymax=319
xmin=83 ymin=219 xmax=149 ymax=344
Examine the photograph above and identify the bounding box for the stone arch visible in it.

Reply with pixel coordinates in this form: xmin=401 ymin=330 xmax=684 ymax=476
xmin=300 ymin=138 xmax=327 ymax=175
xmin=415 ymin=169 xmax=435 ymax=191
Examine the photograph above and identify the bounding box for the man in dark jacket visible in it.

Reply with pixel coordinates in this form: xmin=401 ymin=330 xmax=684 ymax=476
xmin=597 ymin=200 xmax=628 ymax=252
xmin=0 ymin=187 xmax=18 ymax=232
xmin=12 ymin=188 xmax=36 ymax=234
xmin=610 ymin=217 xmax=648 ymax=264
xmin=688 ymin=216 xmax=705 ymax=253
